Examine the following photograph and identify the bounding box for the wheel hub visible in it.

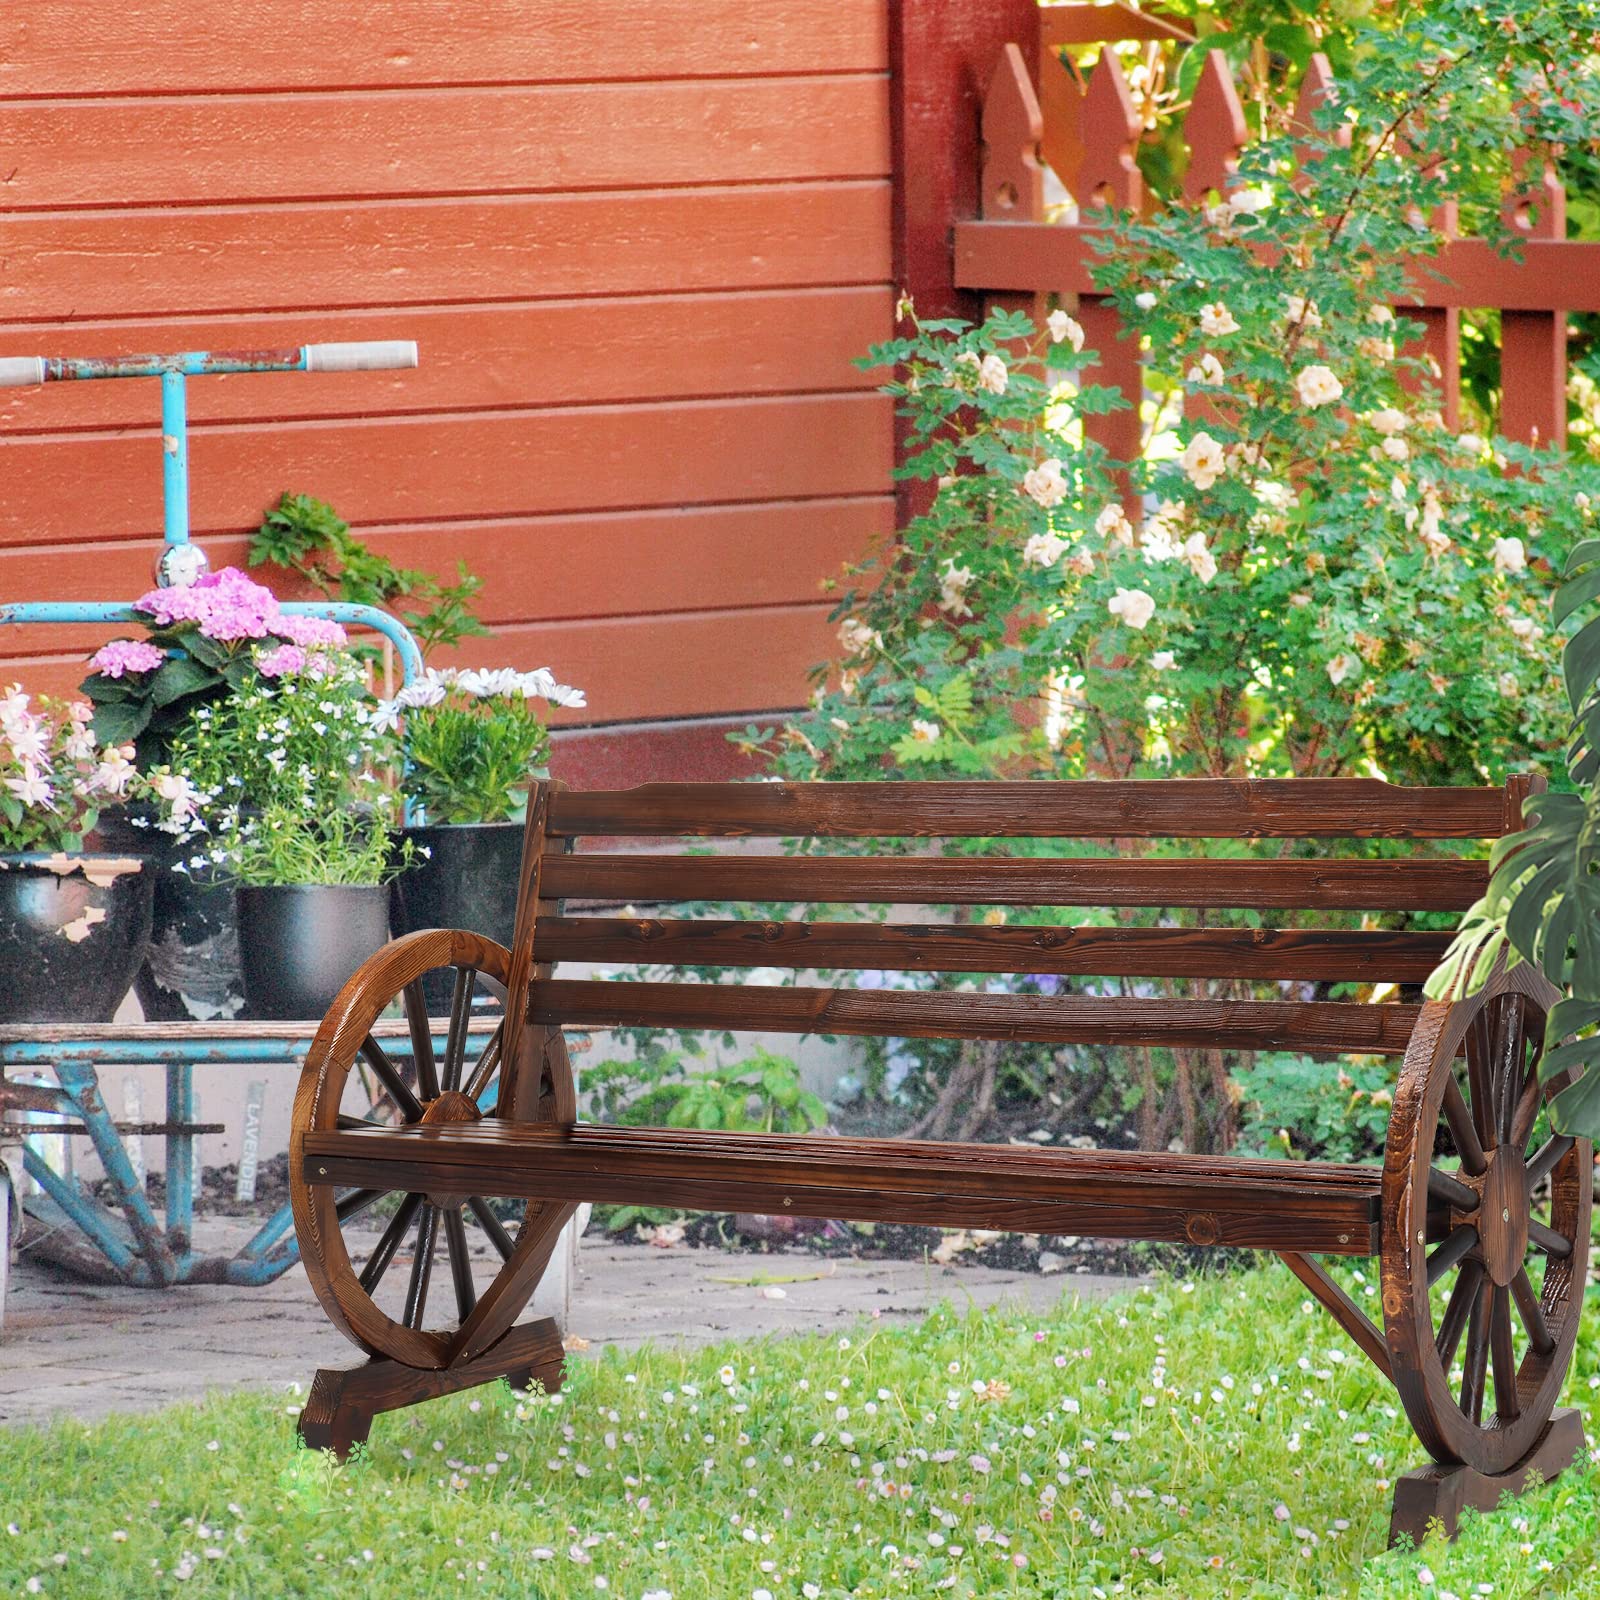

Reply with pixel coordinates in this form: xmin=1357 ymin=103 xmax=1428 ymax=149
xmin=1467 ymin=1147 xmax=1529 ymax=1286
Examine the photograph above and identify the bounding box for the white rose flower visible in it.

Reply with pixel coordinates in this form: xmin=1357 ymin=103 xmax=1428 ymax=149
xmin=1497 ymin=672 xmax=1520 ymax=699
xmin=1381 ymin=436 xmax=1410 ymax=462
xmin=1186 ymin=353 xmax=1225 ymax=387
xmin=1183 ymin=532 xmax=1218 ymax=584
xmin=1227 ymin=186 xmax=1271 ymax=217
xmin=1492 ymin=536 xmax=1527 ymax=574
xmin=1508 ymin=616 xmax=1542 ymax=641
xmin=838 ymin=618 xmax=882 ymax=656
xmin=910 ymin=718 xmax=941 ymax=744
xmin=938 ymin=561 xmax=975 ymax=616
xmin=1326 ymin=653 xmax=1358 ymax=686
xmin=1181 ymin=431 xmax=1227 ymax=490
xmin=1134 ymin=291 xmax=1158 ymax=312
xmin=1456 ymin=433 xmax=1485 ymax=456
xmin=1021 ymin=457 xmax=1069 ymax=508
xmin=1141 ymin=523 xmax=1180 ymax=564
xmin=1576 ymin=491 xmax=1592 ymax=512
xmin=1369 ymin=304 xmax=1396 ymax=325
xmin=1198 ymin=302 xmax=1240 ymax=337
xmin=1284 ymin=295 xmax=1322 ymax=330
xmin=1295 ymin=365 xmax=1343 ymax=408
xmin=1046 ymin=310 xmax=1084 ymax=351
xmin=1151 ymin=650 xmax=1177 ymax=671
xmin=1095 ymin=503 xmax=1136 ymax=546
xmin=1065 ymin=547 xmax=1096 ymax=576
xmin=1107 ymin=587 xmax=1156 ymax=631
xmin=1369 ymin=408 xmax=1409 ymax=436
xmin=977 ymin=352 xmax=1008 ymax=394
xmin=1022 ymin=531 xmax=1069 ymax=567
xmin=1256 ymin=480 xmax=1294 ymax=512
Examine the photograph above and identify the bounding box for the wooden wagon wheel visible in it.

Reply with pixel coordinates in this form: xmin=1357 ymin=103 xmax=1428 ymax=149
xmin=1382 ymin=962 xmax=1592 ymax=1475
xmin=290 ymin=929 xmax=576 ymax=1371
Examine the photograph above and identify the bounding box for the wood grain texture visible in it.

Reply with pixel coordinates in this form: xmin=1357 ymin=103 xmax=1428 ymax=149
xmin=547 ymin=778 xmax=1508 ymax=839
xmin=527 ymin=978 xmax=1426 ymax=1055
xmin=0 ymin=1 xmax=888 ymax=94
xmin=1 ymin=78 xmax=890 ymax=209
xmin=0 ymin=184 xmax=891 ymax=322
xmin=541 ymin=916 xmax=1454 ymax=982
xmin=0 ymin=291 xmax=891 ymax=433
xmin=302 ymin=1121 xmax=1382 ymax=1255
xmin=541 ymin=853 xmax=1488 ymax=911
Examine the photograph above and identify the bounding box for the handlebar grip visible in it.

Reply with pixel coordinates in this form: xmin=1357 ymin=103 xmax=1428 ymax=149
xmin=303 ymin=341 xmax=418 ymax=373
xmin=0 ymin=357 xmax=46 ymax=388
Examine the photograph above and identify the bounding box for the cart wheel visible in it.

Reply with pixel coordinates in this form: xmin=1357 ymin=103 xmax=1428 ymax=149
xmin=291 ymin=929 xmax=576 ymax=1370
xmin=1381 ymin=962 xmax=1592 ymax=1474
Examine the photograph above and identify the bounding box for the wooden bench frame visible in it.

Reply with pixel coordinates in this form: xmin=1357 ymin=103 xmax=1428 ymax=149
xmin=289 ymin=776 xmax=1592 ymax=1544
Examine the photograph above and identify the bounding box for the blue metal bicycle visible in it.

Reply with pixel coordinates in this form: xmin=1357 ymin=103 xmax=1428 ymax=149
xmin=0 ymin=340 xmax=500 ymax=1297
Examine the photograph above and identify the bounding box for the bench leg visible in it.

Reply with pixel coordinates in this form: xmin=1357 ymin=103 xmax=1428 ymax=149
xmin=1388 ymin=1408 xmax=1585 ymax=1548
xmin=296 ymin=1316 xmax=567 ymax=1461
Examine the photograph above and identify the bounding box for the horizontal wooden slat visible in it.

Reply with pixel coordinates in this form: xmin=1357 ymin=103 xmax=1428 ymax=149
xmin=0 ymin=2 xmax=889 ymax=95
xmin=0 ymin=395 xmax=892 ymax=548
xmin=1040 ymin=5 xmax=1195 ymax=45
xmin=529 ymin=978 xmax=1426 ymax=1054
xmin=540 ymin=854 xmax=1489 ymax=911
xmin=302 ymin=1121 xmax=1381 ymax=1254
xmin=2 ymin=78 xmax=889 ymax=210
xmin=540 ymin=917 xmax=1455 ymax=982
xmin=547 ymin=779 xmax=1508 ymax=839
xmin=0 ymin=289 xmax=891 ymax=434
xmin=954 ymin=221 xmax=1600 ymax=316
xmin=0 ymin=183 xmax=890 ymax=322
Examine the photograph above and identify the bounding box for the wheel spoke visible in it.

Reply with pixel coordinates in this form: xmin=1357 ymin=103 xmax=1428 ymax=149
xmin=1510 ymin=1265 xmax=1555 ymax=1357
xmin=462 ymin=1022 xmax=505 ymax=1108
xmin=1442 ymin=1076 xmax=1488 ymax=1176
xmin=1427 ymin=1224 xmax=1479 ymax=1287
xmin=1427 ymin=1168 xmax=1479 ymax=1213
xmin=1466 ymin=1013 xmax=1497 ymax=1148
xmin=1460 ymin=1276 xmax=1492 ymax=1424
xmin=442 ymin=966 xmax=477 ymax=1095
xmin=1510 ymin=1032 xmax=1546 ymax=1152
xmin=1490 ymin=1285 xmax=1520 ymax=1420
xmin=1435 ymin=1258 xmax=1484 ymax=1370
xmin=335 ymin=1186 xmax=384 ymax=1225
xmin=360 ymin=1036 xmax=425 ymax=1122
xmin=1526 ymin=1134 xmax=1575 ymax=1193
xmin=466 ymin=1195 xmax=518 ymax=1261
xmin=1527 ymin=1219 xmax=1573 ymax=1259
xmin=443 ymin=1206 xmax=478 ymax=1321
xmin=358 ymin=1192 xmax=423 ymax=1293
xmin=402 ymin=1204 xmax=440 ymax=1328
xmin=403 ymin=981 xmax=441 ymax=1101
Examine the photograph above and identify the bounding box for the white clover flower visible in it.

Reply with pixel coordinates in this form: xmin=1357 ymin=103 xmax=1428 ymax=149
xmin=1134 ymin=291 xmax=1158 ymax=312
xmin=1095 ymin=503 xmax=1136 ymax=546
xmin=976 ymin=352 xmax=1009 ymax=394
xmin=1108 ymin=588 xmax=1156 ymax=631
xmin=838 ymin=618 xmax=881 ymax=656
xmin=1022 ymin=531 xmax=1069 ymax=568
xmin=1151 ymin=650 xmax=1177 ymax=671
xmin=1326 ymin=652 xmax=1358 ymax=686
xmin=910 ymin=718 xmax=941 ymax=744
xmin=1295 ymin=365 xmax=1343 ymax=408
xmin=1187 ymin=353 xmax=1225 ymax=387
xmin=1046 ymin=309 xmax=1085 ymax=351
xmin=1198 ymin=301 xmax=1240 ymax=337
xmin=1183 ymin=532 xmax=1218 ymax=584
xmin=1181 ymin=431 xmax=1226 ymax=490
xmin=1021 ymin=457 xmax=1069 ymax=509
xmin=1492 ymin=536 xmax=1527 ymax=575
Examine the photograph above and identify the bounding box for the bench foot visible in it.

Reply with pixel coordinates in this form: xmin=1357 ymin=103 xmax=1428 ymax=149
xmin=1388 ymin=1407 xmax=1585 ymax=1547
xmin=296 ymin=1317 xmax=567 ymax=1461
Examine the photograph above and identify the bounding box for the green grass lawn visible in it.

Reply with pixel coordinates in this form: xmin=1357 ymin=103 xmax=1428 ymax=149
xmin=2 ymin=1266 xmax=1596 ymax=1599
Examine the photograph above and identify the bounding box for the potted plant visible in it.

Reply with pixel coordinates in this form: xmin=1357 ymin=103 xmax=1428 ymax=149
xmin=0 ymin=686 xmax=187 ymax=1023
xmin=381 ymin=666 xmax=584 ymax=983
xmin=79 ymin=566 xmax=356 ymax=1020
xmin=157 ymin=630 xmax=411 ymax=1021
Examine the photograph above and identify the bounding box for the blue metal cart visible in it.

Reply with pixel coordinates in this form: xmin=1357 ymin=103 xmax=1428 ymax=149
xmin=0 ymin=340 xmax=492 ymax=1292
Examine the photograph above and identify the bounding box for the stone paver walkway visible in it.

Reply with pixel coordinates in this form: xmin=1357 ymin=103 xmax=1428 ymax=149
xmin=0 ymin=1218 xmax=1135 ymax=1428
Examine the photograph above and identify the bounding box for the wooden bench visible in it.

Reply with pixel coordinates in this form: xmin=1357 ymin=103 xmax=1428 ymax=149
xmin=289 ymin=777 xmax=1592 ymax=1543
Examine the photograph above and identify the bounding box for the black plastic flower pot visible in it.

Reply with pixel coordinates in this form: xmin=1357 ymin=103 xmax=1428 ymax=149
xmin=236 ymin=882 xmax=393 ymax=1023
xmin=0 ymin=853 xmax=155 ymax=1024
xmin=391 ymin=821 xmax=522 ymax=1009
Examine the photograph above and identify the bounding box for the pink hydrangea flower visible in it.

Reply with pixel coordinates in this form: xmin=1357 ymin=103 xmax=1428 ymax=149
xmin=273 ymin=613 xmax=349 ymax=648
xmin=88 ymin=639 xmax=167 ymax=679
xmin=256 ymin=644 xmax=306 ymax=679
xmin=135 ymin=567 xmax=281 ymax=641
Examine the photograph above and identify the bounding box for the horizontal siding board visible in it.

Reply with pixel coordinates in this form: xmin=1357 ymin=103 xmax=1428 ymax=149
xmin=0 ymin=395 xmax=894 ymax=546
xmin=0 ymin=289 xmax=891 ymax=433
xmin=1 ymin=604 xmax=835 ymax=725
xmin=1 ymin=78 xmax=889 ymax=208
xmin=0 ymin=184 xmax=891 ymax=321
xmin=0 ymin=1 xmax=889 ymax=93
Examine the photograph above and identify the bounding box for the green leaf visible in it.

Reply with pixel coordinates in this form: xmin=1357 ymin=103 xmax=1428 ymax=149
xmin=149 ymin=655 xmax=220 ymax=709
xmin=90 ymin=699 xmax=152 ymax=746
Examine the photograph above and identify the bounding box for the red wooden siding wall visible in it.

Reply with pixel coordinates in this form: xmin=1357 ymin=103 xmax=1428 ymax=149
xmin=0 ymin=1 xmax=896 ymax=766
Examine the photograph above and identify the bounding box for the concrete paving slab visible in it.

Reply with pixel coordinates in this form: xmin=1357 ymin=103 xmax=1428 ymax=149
xmin=0 ymin=1217 xmax=1138 ymax=1430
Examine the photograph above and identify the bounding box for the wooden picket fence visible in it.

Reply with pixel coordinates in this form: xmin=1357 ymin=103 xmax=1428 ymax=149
xmin=955 ymin=19 xmax=1600 ymax=465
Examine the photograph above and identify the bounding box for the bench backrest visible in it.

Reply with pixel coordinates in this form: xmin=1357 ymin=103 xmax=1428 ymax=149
xmin=503 ymin=777 xmax=1534 ymax=1066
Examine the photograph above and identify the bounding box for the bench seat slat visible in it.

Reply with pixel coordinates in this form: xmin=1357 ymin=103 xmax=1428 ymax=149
xmin=529 ymin=979 xmax=1424 ymax=1055
xmin=548 ymin=779 xmax=1505 ymax=840
xmin=541 ymin=917 xmax=1452 ymax=982
xmin=541 ymin=854 xmax=1487 ymax=911
xmin=302 ymin=1123 xmax=1381 ymax=1255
